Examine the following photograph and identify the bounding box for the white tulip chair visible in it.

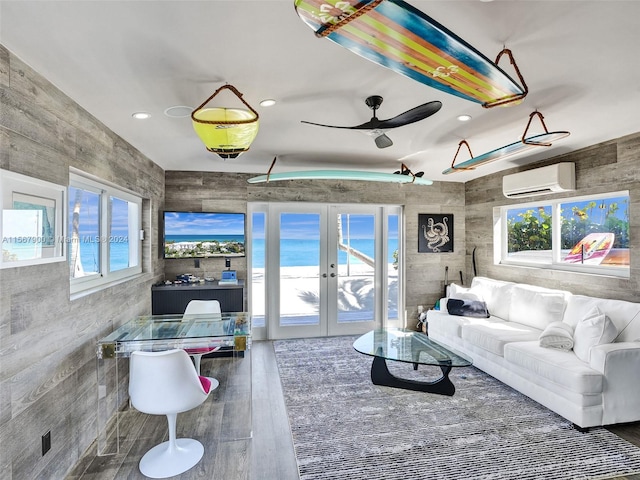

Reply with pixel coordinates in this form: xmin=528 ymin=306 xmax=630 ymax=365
xmin=183 ymin=299 xmax=222 ymax=374
xmin=128 ymin=349 xmax=219 ymax=478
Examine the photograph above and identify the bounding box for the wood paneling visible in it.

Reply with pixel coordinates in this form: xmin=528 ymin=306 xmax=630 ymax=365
xmin=465 ymin=133 xmax=640 ymax=301
xmin=165 ymin=171 xmax=467 ymax=323
xmin=0 ymin=44 xmax=165 ymax=479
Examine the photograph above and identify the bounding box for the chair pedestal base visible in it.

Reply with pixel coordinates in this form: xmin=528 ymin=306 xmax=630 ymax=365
xmin=139 ymin=438 xmax=204 ymax=479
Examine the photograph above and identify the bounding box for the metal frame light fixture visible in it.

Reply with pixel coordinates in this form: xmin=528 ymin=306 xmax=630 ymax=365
xmin=191 ymin=84 xmax=259 ymax=159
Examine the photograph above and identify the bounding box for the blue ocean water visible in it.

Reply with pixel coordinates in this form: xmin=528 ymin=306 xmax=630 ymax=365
xmin=251 ymin=238 xmax=398 ymax=268
xmin=3 ymin=238 xmax=132 ymax=271
xmin=165 ymin=234 xmax=245 ymax=243
xmin=73 ymin=240 xmax=131 ymax=272
xmin=6 ymin=236 xmax=395 ymax=271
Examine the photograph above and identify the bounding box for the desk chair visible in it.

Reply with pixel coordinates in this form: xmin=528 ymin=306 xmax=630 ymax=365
xmin=183 ymin=299 xmax=222 ymax=374
xmin=129 ymin=349 xmax=219 ymax=478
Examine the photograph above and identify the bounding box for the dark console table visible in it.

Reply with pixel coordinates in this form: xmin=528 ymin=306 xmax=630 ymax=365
xmin=151 ymin=281 xmax=245 ymax=314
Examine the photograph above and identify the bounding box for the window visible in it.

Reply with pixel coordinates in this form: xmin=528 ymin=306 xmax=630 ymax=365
xmin=250 ymin=211 xmax=266 ymax=329
xmin=496 ymin=191 xmax=629 ymax=277
xmin=69 ymin=172 xmax=142 ymax=294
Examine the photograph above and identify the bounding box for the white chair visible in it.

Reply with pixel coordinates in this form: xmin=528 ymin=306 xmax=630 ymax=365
xmin=183 ymin=299 xmax=222 ymax=374
xmin=129 ymin=349 xmax=219 ymax=478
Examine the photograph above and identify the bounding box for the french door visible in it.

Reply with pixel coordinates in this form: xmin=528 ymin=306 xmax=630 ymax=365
xmin=249 ymin=203 xmax=402 ymax=340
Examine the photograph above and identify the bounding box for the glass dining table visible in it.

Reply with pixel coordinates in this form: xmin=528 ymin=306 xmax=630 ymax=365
xmin=95 ymin=312 xmax=252 ymax=456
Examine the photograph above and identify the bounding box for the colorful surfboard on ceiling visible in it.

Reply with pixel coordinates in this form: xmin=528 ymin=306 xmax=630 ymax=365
xmin=294 ymin=0 xmax=527 ymax=108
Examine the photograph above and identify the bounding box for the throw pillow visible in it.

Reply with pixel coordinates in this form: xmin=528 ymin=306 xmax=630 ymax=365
xmin=539 ymin=321 xmax=574 ymax=351
xmin=447 ymin=298 xmax=490 ymax=318
xmin=573 ymin=306 xmax=618 ymax=362
xmin=449 ymin=283 xmax=483 ymax=302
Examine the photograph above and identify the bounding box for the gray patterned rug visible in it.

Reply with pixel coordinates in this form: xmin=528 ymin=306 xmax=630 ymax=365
xmin=274 ymin=335 xmax=640 ymax=480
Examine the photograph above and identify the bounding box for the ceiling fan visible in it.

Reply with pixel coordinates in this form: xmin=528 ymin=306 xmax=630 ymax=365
xmin=301 ymin=95 xmax=442 ymax=148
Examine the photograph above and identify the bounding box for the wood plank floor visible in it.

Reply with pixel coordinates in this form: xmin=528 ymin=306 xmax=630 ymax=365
xmin=66 ymin=340 xmax=640 ymax=480
xmin=65 ymin=341 xmax=298 ymax=480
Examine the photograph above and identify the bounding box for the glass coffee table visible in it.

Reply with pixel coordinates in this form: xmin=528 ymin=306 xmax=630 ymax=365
xmin=353 ymin=328 xmax=472 ymax=396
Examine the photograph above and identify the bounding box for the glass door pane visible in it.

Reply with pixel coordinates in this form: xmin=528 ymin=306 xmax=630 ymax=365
xmin=278 ymin=211 xmax=322 ymax=330
xmin=250 ymin=212 xmax=266 ymax=329
xmin=336 ymin=213 xmax=375 ymax=323
xmin=387 ymin=213 xmax=400 ymax=322
xmin=328 ymin=208 xmax=378 ymax=336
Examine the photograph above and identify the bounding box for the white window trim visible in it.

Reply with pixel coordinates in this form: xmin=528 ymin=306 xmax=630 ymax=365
xmin=69 ymin=171 xmax=143 ymax=295
xmin=495 ymin=191 xmax=629 ymax=278
xmin=0 ymin=169 xmax=66 ymax=269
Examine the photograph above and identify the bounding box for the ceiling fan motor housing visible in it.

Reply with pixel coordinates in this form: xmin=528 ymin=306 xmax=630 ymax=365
xmin=365 ymin=95 xmax=384 ymax=111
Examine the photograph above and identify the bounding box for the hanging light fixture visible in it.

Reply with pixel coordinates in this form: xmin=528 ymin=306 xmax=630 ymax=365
xmin=191 ymin=84 xmax=259 ymax=159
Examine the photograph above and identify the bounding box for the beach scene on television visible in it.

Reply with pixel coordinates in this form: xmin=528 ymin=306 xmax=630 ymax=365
xmin=164 ymin=212 xmax=246 ymax=259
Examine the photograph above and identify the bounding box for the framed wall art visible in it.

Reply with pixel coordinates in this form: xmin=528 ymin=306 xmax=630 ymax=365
xmin=1 ymin=169 xmax=66 ymax=268
xmin=418 ymin=213 xmax=453 ymax=253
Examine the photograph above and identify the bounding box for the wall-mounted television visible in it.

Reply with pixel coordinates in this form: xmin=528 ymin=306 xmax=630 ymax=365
xmin=163 ymin=211 xmax=246 ymax=259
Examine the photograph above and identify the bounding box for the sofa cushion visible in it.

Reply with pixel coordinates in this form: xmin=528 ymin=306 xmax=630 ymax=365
xmin=508 ymin=284 xmax=568 ymax=330
xmin=563 ymin=295 xmax=640 ymax=343
xmin=427 ymin=310 xmax=464 ymax=338
xmin=427 ymin=310 xmax=499 ymax=338
xmin=461 ymin=321 xmax=541 ymax=357
xmin=470 ymin=277 xmax=514 ymax=320
xmin=573 ymin=306 xmax=618 ymax=362
xmin=504 ymin=341 xmax=603 ymax=395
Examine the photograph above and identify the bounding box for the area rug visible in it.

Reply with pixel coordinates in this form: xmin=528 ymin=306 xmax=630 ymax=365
xmin=274 ymin=335 xmax=640 ymax=480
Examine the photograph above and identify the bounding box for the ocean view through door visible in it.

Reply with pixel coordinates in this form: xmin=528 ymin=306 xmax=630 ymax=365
xmin=249 ymin=203 xmax=402 ymax=340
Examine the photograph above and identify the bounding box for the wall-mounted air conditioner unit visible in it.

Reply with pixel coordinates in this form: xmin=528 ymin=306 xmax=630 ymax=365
xmin=502 ymin=162 xmax=575 ymax=198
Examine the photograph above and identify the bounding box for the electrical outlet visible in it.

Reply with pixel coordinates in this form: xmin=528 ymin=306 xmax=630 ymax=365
xmin=42 ymin=431 xmax=51 ymax=456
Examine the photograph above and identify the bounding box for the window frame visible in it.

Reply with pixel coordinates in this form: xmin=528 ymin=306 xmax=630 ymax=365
xmin=0 ymin=169 xmax=66 ymax=269
xmin=69 ymin=171 xmax=143 ymax=295
xmin=495 ymin=190 xmax=630 ymax=278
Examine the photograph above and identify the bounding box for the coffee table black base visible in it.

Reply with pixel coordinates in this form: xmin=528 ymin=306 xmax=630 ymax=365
xmin=370 ymin=355 xmax=455 ymax=396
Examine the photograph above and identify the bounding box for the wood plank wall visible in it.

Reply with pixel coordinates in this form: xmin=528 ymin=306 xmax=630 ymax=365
xmin=0 ymin=45 xmax=165 ymax=479
xmin=466 ymin=132 xmax=640 ymax=301
xmin=164 ymin=171 xmax=467 ymax=323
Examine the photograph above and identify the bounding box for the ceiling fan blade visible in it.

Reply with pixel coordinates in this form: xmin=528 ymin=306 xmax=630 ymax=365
xmin=301 ymin=97 xmax=440 ymax=148
xmin=374 ymin=133 xmax=393 ymax=149
xmin=300 ymin=120 xmax=354 ymax=130
xmin=301 ymin=119 xmax=382 ymax=130
xmin=378 ymin=100 xmax=442 ymax=129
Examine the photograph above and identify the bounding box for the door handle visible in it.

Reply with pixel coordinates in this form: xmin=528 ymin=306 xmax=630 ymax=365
xmin=322 ymin=273 xmax=327 ymax=278
xmin=330 ymin=273 xmax=336 ymax=277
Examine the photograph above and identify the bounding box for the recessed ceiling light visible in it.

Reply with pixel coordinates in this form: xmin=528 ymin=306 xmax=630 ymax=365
xmin=260 ymin=99 xmax=276 ymax=107
xmin=132 ymin=112 xmax=151 ymax=120
xmin=457 ymin=114 xmax=472 ymax=122
xmin=164 ymin=106 xmax=193 ymax=118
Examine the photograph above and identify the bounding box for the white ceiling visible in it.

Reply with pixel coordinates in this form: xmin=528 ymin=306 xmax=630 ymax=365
xmin=2 ymin=1 xmax=639 ymax=183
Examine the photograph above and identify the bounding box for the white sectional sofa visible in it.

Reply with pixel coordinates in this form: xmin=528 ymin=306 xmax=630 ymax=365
xmin=426 ymin=276 xmax=640 ymax=429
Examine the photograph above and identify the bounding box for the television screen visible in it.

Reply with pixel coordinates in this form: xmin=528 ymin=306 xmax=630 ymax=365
xmin=163 ymin=211 xmax=246 ymax=259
